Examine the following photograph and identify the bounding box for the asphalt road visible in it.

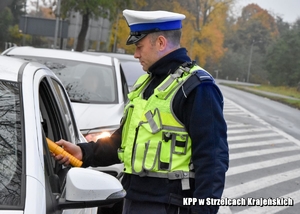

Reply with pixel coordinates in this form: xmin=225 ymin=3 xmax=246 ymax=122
xmin=215 ymin=82 xmax=300 ymax=214
xmin=218 ymin=83 xmax=300 ymax=141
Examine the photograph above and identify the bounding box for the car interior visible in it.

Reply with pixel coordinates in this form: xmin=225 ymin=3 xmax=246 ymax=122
xmin=39 ymin=80 xmax=71 ymax=195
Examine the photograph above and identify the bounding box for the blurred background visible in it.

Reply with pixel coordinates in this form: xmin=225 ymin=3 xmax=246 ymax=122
xmin=0 ymin=0 xmax=299 ymax=87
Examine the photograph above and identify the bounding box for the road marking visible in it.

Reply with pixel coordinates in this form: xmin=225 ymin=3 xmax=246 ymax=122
xmin=224 ymin=112 xmax=248 ymax=115
xmin=227 ymin=153 xmax=300 ymax=176
xmin=229 ymin=138 xmax=290 ymax=149
xmin=229 ymin=146 xmax=300 ymax=160
xmin=218 ymin=205 xmax=232 ymax=214
xmin=220 ymin=98 xmax=300 ymax=213
xmin=227 ymin=127 xmax=271 ymax=134
xmin=227 ymin=123 xmax=253 ymax=129
xmin=224 ymin=168 xmax=300 ymax=198
xmin=228 ymin=132 xmax=282 ymax=141
xmin=234 ymin=189 xmax=300 ymax=214
xmin=224 ymin=98 xmax=300 ymax=146
xmin=224 ymin=108 xmax=243 ymax=112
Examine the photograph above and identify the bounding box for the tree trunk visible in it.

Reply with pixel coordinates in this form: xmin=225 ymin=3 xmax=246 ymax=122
xmin=76 ymin=13 xmax=90 ymax=51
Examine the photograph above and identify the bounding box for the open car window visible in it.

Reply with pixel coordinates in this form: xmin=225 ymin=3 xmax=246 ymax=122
xmin=38 ymin=75 xmax=81 ymax=197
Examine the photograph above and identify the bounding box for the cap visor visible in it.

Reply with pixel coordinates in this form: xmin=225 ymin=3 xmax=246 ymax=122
xmin=126 ymin=34 xmax=147 ymax=45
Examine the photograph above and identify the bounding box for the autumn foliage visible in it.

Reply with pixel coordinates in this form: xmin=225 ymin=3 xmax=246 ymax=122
xmin=110 ymin=0 xmax=232 ymax=67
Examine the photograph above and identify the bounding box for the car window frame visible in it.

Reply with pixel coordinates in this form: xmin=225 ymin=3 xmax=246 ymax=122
xmin=0 ymin=79 xmax=25 ymax=210
xmin=11 ymin=55 xmax=120 ymax=105
xmin=119 ymin=65 xmax=129 ymax=102
xmin=36 ymin=71 xmax=83 ymax=212
xmin=49 ymin=78 xmax=81 ymax=144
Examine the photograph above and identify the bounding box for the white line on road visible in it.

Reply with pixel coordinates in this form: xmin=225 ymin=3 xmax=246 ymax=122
xmin=227 ymin=124 xmax=252 ymax=129
xmin=224 ymin=109 xmax=245 ymax=113
xmin=229 ymin=146 xmax=300 ymax=160
xmin=229 ymin=138 xmax=290 ymax=149
xmin=224 ymin=107 xmax=238 ymax=111
xmin=234 ymin=189 xmax=300 ymax=214
xmin=224 ymin=112 xmax=248 ymax=116
xmin=228 ymin=132 xmax=282 ymax=141
xmin=223 ymin=168 xmax=300 ymax=198
xmin=224 ymin=98 xmax=300 ymax=147
xmin=227 ymin=153 xmax=300 ymax=176
xmin=228 ymin=127 xmax=271 ymax=134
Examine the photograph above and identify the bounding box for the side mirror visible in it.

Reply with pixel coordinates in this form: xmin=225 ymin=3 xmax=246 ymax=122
xmin=58 ymin=167 xmax=125 ymax=210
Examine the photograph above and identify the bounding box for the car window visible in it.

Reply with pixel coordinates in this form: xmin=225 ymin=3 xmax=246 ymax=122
xmin=51 ymin=79 xmax=78 ymax=144
xmin=60 ymin=64 xmax=117 ymax=103
xmin=119 ymin=65 xmax=129 ymax=102
xmin=83 ymin=52 xmax=144 ymax=89
xmin=120 ymin=61 xmax=145 ymax=87
xmin=14 ymin=56 xmax=118 ymax=104
xmin=0 ymin=80 xmax=23 ymax=208
xmin=38 ymin=76 xmax=78 ymax=193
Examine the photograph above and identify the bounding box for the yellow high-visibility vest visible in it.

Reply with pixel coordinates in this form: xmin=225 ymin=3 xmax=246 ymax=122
xmin=118 ymin=64 xmax=209 ymax=189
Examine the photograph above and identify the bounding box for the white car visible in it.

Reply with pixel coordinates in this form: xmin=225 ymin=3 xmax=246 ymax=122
xmin=0 ymin=55 xmax=125 ymax=214
xmin=2 ymin=46 xmax=129 ymax=143
xmin=84 ymin=52 xmax=145 ymax=91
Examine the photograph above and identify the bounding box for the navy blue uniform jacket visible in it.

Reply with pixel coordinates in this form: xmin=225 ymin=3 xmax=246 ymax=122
xmin=79 ymin=48 xmax=229 ymax=214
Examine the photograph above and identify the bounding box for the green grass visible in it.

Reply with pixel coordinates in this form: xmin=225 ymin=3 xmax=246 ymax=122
xmin=252 ymin=85 xmax=300 ymax=99
xmin=221 ymin=83 xmax=300 ymax=110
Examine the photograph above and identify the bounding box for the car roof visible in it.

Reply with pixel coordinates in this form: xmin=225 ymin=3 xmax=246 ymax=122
xmin=3 ymin=46 xmax=114 ymax=66
xmin=0 ymin=55 xmax=31 ymax=82
xmin=84 ymin=51 xmax=139 ymax=62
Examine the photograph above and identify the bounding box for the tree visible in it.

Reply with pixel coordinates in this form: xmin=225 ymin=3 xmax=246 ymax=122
xmin=0 ymin=7 xmax=13 ymax=51
xmin=276 ymin=16 xmax=291 ymax=36
xmin=7 ymin=0 xmax=25 ymax=25
xmin=265 ymin=20 xmax=300 ymax=86
xmin=221 ymin=3 xmax=280 ymax=83
xmin=0 ymin=0 xmax=14 ymax=11
xmin=8 ymin=25 xmax=23 ymax=46
xmin=60 ymin=0 xmax=131 ymax=51
xmin=111 ymin=0 xmax=231 ymax=69
xmin=28 ymin=0 xmax=56 ymax=18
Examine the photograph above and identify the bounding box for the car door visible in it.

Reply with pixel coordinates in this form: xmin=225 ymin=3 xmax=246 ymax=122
xmin=35 ymin=70 xmax=96 ymax=214
xmin=119 ymin=64 xmax=129 ymax=102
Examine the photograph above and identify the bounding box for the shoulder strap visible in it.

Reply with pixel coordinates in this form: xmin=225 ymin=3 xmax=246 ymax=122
xmin=171 ymin=64 xmax=215 ymax=124
xmin=181 ymin=69 xmax=214 ymax=97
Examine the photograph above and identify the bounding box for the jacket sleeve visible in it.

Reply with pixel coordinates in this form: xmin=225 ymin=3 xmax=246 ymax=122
xmin=176 ymin=81 xmax=229 ymax=213
xmin=77 ymin=126 xmax=122 ymax=167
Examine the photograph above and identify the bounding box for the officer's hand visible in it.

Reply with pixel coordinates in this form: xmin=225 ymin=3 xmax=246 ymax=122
xmin=52 ymin=139 xmax=83 ymax=166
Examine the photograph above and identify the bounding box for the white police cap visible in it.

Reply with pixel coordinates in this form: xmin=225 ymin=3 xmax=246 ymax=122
xmin=123 ymin=9 xmax=186 ymax=45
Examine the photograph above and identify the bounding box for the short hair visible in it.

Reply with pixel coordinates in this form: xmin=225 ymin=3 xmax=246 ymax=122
xmin=149 ymin=29 xmax=182 ymax=47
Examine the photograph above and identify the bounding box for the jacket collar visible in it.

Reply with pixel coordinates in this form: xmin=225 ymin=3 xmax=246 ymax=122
xmin=148 ymin=48 xmax=191 ymax=77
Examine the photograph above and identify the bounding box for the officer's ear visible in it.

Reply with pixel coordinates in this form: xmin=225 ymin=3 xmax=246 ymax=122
xmin=156 ymin=35 xmax=167 ymax=51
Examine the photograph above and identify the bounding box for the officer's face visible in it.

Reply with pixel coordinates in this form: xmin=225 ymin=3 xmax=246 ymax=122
xmin=134 ymin=34 xmax=161 ymax=71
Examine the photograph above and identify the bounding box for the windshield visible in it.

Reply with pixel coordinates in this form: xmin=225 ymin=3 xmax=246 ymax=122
xmin=16 ymin=56 xmax=118 ymax=104
xmin=120 ymin=61 xmax=145 ymax=87
xmin=0 ymin=80 xmax=22 ymax=207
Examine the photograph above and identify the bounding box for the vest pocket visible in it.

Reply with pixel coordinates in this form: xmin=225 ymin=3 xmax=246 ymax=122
xmin=143 ymin=108 xmax=162 ymax=134
xmin=144 ymin=141 xmax=161 ymax=171
xmin=163 ymin=132 xmax=189 ymax=155
xmin=132 ymin=140 xmax=162 ymax=174
xmin=173 ymin=134 xmax=189 ymax=155
xmin=132 ymin=142 xmax=145 ymax=174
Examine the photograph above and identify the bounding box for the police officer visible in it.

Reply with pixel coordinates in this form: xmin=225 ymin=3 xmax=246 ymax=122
xmin=54 ymin=9 xmax=229 ymax=214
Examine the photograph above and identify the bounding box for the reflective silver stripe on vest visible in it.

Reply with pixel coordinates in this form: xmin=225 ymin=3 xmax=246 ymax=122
xmin=162 ymin=125 xmax=186 ymax=132
xmin=138 ymin=170 xmax=195 ymax=179
xmin=145 ymin=109 xmax=161 ymax=134
xmin=144 ymin=110 xmax=186 ymax=134
xmin=137 ymin=170 xmax=195 ymax=190
xmin=158 ymin=67 xmax=185 ymax=91
xmin=131 ymin=82 xmax=142 ymax=91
